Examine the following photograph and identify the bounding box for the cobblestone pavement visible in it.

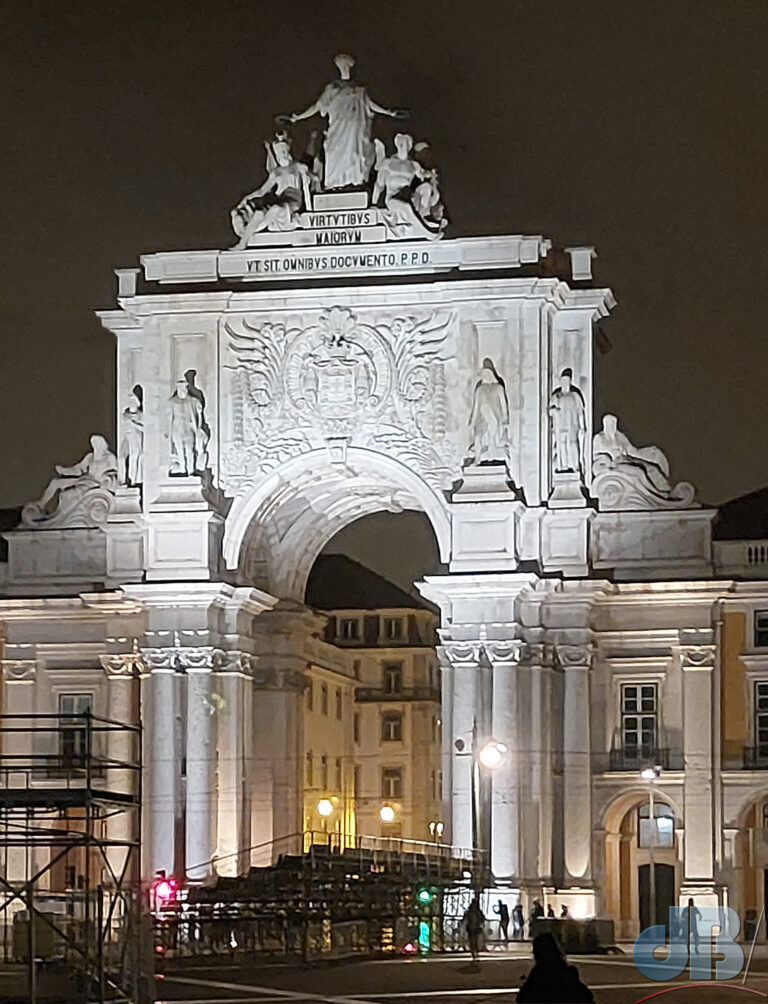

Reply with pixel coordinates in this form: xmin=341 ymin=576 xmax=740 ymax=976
xmin=155 ymin=945 xmax=768 ymax=1004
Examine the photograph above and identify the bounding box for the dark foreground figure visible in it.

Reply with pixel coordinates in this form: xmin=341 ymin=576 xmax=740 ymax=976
xmin=516 ymin=932 xmax=594 ymax=1003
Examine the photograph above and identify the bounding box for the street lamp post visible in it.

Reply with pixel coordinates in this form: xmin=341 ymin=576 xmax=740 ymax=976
xmin=641 ymin=765 xmax=662 ymax=929
xmin=457 ymin=718 xmax=507 ymax=889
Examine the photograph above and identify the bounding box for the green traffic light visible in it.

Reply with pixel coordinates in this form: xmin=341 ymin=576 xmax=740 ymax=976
xmin=416 ymin=887 xmax=434 ymax=905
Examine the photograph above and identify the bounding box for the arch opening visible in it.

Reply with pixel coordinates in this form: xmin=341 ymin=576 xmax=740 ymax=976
xmin=224 ymin=447 xmax=451 ymax=601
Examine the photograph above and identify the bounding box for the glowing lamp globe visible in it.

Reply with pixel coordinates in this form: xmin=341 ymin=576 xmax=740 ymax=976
xmin=478 ymin=740 xmax=507 ymax=769
xmin=317 ymin=798 xmax=333 ymax=817
xmin=380 ymin=804 xmax=396 ymax=823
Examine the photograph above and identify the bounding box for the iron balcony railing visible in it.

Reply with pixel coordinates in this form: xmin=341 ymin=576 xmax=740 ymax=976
xmin=354 ymin=685 xmax=440 ymax=703
xmin=607 ymin=746 xmax=683 ymax=772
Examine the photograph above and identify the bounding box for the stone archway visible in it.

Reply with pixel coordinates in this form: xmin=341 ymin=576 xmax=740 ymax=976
xmin=223 ymin=447 xmax=451 ymax=602
xmin=602 ymin=789 xmax=683 ymax=940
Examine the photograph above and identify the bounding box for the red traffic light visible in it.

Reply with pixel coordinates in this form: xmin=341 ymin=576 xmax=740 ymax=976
xmin=152 ymin=872 xmax=178 ymax=908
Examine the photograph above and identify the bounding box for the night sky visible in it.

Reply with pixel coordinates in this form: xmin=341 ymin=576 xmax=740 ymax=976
xmin=2 ymin=1 xmax=767 ymax=589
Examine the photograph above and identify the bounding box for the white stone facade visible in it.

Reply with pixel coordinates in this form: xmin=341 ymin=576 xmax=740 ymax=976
xmin=4 ymin=59 xmax=768 ymax=940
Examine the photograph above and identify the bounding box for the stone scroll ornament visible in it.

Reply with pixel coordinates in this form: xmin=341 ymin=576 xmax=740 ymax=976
xmin=591 ymin=413 xmax=697 ymax=510
xmin=277 ymin=53 xmax=408 ymax=190
xmin=20 ymin=435 xmax=118 ymax=529
xmin=169 ymin=372 xmax=210 ymax=476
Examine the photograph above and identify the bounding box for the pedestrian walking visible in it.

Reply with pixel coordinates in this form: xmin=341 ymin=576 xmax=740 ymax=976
xmin=516 ymin=932 xmax=594 ymax=1002
xmin=463 ymin=896 xmax=486 ymax=968
xmin=494 ymin=899 xmax=510 ymax=943
xmin=528 ymin=898 xmax=544 ymax=938
xmin=512 ymin=902 xmax=525 ymax=940
xmin=546 ymin=905 xmax=555 ymax=919
xmin=560 ymin=905 xmax=569 ymax=919
xmin=686 ymin=897 xmax=702 ymax=955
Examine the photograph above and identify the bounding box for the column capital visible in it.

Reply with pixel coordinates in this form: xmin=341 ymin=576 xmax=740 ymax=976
xmin=674 ymin=644 xmax=716 ymax=671
xmin=553 ymin=643 xmax=594 ymax=669
xmin=438 ymin=638 xmax=523 ymax=667
xmin=3 ymin=659 xmax=36 ymax=682
xmin=212 ymin=648 xmax=258 ymax=675
xmin=100 ymin=640 xmax=145 ymax=678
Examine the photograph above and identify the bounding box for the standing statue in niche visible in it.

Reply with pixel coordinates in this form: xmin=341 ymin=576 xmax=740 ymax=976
xmin=170 ymin=376 xmax=209 ymax=476
xmin=372 ymin=133 xmax=447 ymax=239
xmin=465 ymin=359 xmax=510 ymax=465
xmin=231 ymin=133 xmax=315 ymax=248
xmin=549 ymin=368 xmax=586 ymax=475
xmin=278 ymin=53 xmax=407 ymax=190
xmin=21 ymin=435 xmax=118 ymax=527
xmin=119 ymin=390 xmax=144 ymax=486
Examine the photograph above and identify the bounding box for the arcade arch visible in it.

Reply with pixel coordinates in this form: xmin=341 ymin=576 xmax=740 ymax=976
xmin=223 ymin=448 xmax=451 ymax=601
xmin=602 ymin=789 xmax=683 ymax=940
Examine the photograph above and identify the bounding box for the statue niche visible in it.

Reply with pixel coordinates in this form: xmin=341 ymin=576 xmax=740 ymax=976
xmin=169 ymin=372 xmax=210 ymax=476
xmin=591 ymin=413 xmax=697 ymax=510
xmin=549 ymin=368 xmax=586 ymax=478
xmin=464 ymin=358 xmax=510 ymax=467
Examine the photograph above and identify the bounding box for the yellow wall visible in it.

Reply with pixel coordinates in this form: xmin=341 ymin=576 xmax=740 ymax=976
xmin=721 ymin=610 xmax=748 ymax=762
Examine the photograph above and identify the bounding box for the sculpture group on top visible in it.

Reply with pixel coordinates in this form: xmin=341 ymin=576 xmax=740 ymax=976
xmin=230 ymin=54 xmax=447 ymax=249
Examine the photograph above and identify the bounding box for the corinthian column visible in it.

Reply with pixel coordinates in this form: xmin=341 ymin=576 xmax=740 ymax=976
xmin=141 ymin=649 xmax=178 ymax=879
xmin=99 ymin=646 xmax=142 ymax=884
xmin=184 ymin=647 xmax=215 ymax=881
xmin=488 ymin=640 xmax=522 ymax=882
xmin=438 ymin=641 xmax=483 ymax=853
xmin=559 ymin=644 xmax=593 ymax=883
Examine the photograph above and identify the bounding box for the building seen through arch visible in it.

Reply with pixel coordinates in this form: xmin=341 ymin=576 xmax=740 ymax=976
xmin=4 ymin=54 xmax=768 ymax=942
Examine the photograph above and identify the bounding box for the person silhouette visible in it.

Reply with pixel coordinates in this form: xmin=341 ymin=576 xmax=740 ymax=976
xmin=516 ymin=932 xmax=594 ymax=1002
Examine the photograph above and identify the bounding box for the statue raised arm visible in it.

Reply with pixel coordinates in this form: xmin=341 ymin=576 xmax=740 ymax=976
xmin=278 ymin=54 xmax=408 ymax=190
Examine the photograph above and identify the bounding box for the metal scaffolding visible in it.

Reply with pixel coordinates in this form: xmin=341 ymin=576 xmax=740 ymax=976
xmin=0 ymin=713 xmax=142 ymax=1003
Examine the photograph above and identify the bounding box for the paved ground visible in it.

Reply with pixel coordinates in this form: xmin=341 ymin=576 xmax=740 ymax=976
xmin=155 ymin=943 xmax=768 ymax=1004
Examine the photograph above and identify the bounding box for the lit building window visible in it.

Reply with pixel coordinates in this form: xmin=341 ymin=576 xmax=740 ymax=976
xmin=383 ymin=663 xmax=402 ymax=695
xmin=384 ymin=617 xmax=403 ymax=641
xmin=638 ymin=803 xmax=675 ymax=848
xmin=755 ymin=682 xmax=768 ymax=754
xmin=621 ymin=683 xmax=658 ymax=756
xmin=381 ymin=711 xmax=403 ymax=742
xmin=340 ymin=618 xmax=359 ymax=641
xmin=59 ymin=693 xmax=92 ymax=767
xmin=382 ymin=766 xmax=403 ymax=799
xmin=755 ymin=611 xmax=768 ymax=647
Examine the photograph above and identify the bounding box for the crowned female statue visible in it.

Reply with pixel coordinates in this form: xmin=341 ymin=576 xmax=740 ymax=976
xmin=280 ymin=54 xmax=407 ymax=190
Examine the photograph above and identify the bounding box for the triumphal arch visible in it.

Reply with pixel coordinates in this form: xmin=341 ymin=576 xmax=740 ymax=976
xmin=3 ymin=55 xmax=728 ymax=923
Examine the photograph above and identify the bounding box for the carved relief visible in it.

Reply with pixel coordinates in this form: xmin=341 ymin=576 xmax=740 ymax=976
xmin=222 ymin=306 xmax=459 ymax=491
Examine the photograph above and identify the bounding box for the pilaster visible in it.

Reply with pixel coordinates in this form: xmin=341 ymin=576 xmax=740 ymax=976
xmin=676 ymin=634 xmax=717 ymax=896
xmin=558 ymin=642 xmax=594 ymax=885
